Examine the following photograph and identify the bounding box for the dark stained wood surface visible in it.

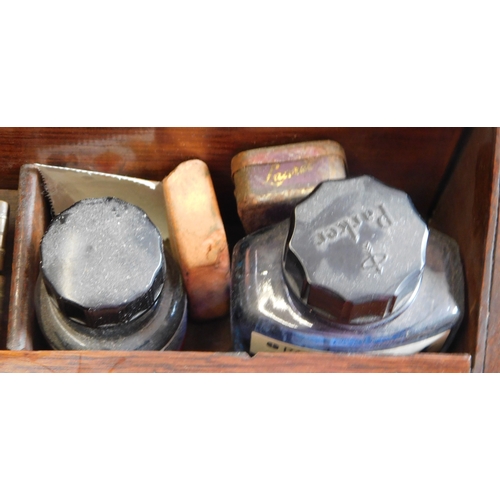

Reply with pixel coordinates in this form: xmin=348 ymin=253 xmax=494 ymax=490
xmin=0 ymin=189 xmax=17 ymax=349
xmin=0 ymin=128 xmax=463 ymax=224
xmin=483 ymin=130 xmax=500 ymax=372
xmin=430 ymin=128 xmax=500 ymax=372
xmin=7 ymin=166 xmax=49 ymax=350
xmin=0 ymin=350 xmax=471 ymax=373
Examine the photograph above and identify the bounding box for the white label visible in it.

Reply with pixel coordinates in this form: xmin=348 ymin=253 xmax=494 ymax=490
xmin=249 ymin=329 xmax=451 ymax=356
xmin=250 ymin=331 xmax=319 ymax=354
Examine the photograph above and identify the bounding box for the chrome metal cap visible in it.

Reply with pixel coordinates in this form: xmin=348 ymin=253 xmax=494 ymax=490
xmin=283 ymin=176 xmax=429 ymax=324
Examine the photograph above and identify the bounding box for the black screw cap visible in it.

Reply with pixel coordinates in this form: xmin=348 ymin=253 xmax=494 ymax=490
xmin=40 ymin=197 xmax=165 ymax=328
xmin=283 ymin=176 xmax=429 ymax=324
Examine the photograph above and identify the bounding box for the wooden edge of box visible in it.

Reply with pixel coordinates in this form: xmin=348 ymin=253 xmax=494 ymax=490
xmin=430 ymin=127 xmax=500 ymax=372
xmin=483 ymin=130 xmax=500 ymax=371
xmin=7 ymin=164 xmax=47 ymax=350
xmin=472 ymin=129 xmax=500 ymax=372
xmin=0 ymin=350 xmax=471 ymax=373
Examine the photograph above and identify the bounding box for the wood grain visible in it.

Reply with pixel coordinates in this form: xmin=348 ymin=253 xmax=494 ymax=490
xmin=7 ymin=166 xmax=48 ymax=350
xmin=482 ymin=130 xmax=500 ymax=372
xmin=0 ymin=189 xmax=18 ymax=349
xmin=430 ymin=128 xmax=499 ymax=372
xmin=0 ymin=128 xmax=463 ymax=223
xmin=0 ymin=350 xmax=471 ymax=373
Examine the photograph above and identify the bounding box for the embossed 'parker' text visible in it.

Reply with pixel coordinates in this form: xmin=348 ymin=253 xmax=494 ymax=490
xmin=314 ymin=204 xmax=393 ymax=247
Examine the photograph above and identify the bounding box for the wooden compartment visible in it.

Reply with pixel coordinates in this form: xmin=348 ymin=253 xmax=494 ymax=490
xmin=1 ymin=127 xmax=497 ymax=372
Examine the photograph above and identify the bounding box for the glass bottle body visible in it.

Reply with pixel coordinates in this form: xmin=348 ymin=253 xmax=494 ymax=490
xmin=34 ymin=197 xmax=188 ymax=351
xmin=35 ymin=247 xmax=187 ymax=351
xmin=231 ymin=221 xmax=464 ymax=355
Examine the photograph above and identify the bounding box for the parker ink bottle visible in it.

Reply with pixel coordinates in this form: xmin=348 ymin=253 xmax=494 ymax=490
xmin=231 ymin=176 xmax=464 ymax=355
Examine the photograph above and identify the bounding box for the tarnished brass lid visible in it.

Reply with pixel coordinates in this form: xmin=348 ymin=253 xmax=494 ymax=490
xmin=231 ymin=140 xmax=346 ymax=177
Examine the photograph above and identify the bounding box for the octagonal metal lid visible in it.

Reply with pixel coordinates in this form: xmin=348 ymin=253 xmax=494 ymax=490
xmin=283 ymin=176 xmax=429 ymax=324
xmin=41 ymin=197 xmax=165 ymax=328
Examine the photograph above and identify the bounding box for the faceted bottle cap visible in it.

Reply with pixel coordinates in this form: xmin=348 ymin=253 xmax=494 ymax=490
xmin=41 ymin=197 xmax=165 ymax=328
xmin=283 ymin=176 xmax=429 ymax=324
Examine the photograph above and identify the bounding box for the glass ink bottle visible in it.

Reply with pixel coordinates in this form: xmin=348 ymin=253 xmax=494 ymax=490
xmin=231 ymin=176 xmax=464 ymax=355
xmin=35 ymin=197 xmax=187 ymax=350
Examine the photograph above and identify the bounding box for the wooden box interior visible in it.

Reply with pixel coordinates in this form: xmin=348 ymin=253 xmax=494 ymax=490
xmin=2 ymin=127 xmax=498 ymax=372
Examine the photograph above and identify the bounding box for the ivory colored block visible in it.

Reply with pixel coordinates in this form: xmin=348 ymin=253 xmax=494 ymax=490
xmin=162 ymin=160 xmax=230 ymax=321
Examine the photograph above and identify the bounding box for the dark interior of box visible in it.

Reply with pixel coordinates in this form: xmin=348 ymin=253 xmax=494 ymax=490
xmin=6 ymin=127 xmax=495 ymax=371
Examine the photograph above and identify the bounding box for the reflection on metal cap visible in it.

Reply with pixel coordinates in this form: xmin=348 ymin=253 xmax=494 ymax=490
xmin=283 ymin=176 xmax=429 ymax=324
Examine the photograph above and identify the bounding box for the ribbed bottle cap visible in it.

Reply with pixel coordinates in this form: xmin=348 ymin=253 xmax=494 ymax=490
xmin=41 ymin=197 xmax=165 ymax=328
